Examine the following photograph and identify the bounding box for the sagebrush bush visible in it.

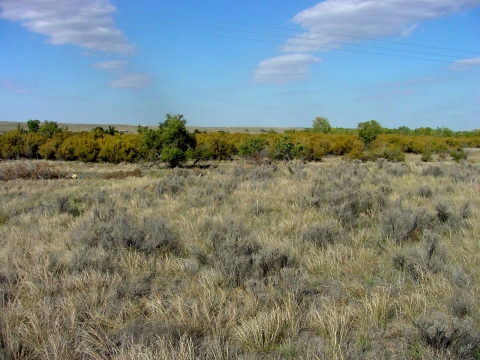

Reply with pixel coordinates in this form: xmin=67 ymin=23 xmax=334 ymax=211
xmin=255 ymin=246 xmax=297 ymax=279
xmin=448 ymin=291 xmax=473 ymax=318
xmin=422 ymin=165 xmax=444 ymax=177
xmin=76 ymin=206 xmax=180 ymax=254
xmin=417 ymin=185 xmax=433 ymax=198
xmin=301 ymin=220 xmax=344 ymax=248
xmin=208 ymin=222 xmax=260 ymax=287
xmin=392 ymin=231 xmax=445 ymax=280
xmin=416 ymin=313 xmax=480 ymax=357
xmin=156 ymin=175 xmax=186 ymax=195
xmin=381 ymin=207 xmax=418 ymax=243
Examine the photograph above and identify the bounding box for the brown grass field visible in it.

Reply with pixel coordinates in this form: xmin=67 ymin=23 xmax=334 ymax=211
xmin=0 ymin=153 xmax=479 ymax=359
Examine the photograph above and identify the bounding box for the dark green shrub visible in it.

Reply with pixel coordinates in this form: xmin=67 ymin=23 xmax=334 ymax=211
xmin=273 ymin=135 xmax=294 ymax=160
xmin=161 ymin=147 xmax=186 ymax=168
xmin=238 ymin=137 xmax=267 ymax=159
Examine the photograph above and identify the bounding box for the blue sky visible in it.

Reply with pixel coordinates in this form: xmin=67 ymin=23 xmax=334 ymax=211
xmin=1 ymin=0 xmax=479 ymax=130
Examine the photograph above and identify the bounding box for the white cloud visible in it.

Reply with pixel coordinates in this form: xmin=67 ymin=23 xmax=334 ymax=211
xmin=254 ymin=54 xmax=321 ymax=84
xmin=451 ymin=57 xmax=480 ymax=70
xmin=284 ymin=0 xmax=480 ymax=52
xmin=0 ymin=0 xmax=135 ymax=54
xmin=108 ymin=73 xmax=152 ymax=89
xmin=0 ymin=79 xmax=27 ymax=93
xmin=92 ymin=60 xmax=127 ymax=71
xmin=254 ymin=0 xmax=479 ymax=84
xmin=92 ymin=61 xmax=152 ymax=89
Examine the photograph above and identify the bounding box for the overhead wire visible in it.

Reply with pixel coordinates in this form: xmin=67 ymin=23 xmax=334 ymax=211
xmin=116 ymin=17 xmax=475 ymax=61
xmin=120 ymin=24 xmax=480 ymax=66
xmin=115 ymin=10 xmax=480 ymax=56
xmin=276 ymin=0 xmax=480 ymax=28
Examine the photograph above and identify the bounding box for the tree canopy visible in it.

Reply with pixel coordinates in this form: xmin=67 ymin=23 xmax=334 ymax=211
xmin=312 ymin=117 xmax=332 ymax=134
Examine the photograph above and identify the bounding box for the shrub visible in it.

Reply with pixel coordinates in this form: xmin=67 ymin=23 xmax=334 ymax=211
xmin=416 ymin=313 xmax=480 ymax=357
xmin=255 ymin=246 xmax=297 ymax=279
xmin=161 ymin=147 xmax=186 ymax=168
xmin=76 ymin=208 xmax=180 ymax=254
xmin=368 ymin=143 xmax=406 ymax=162
xmin=449 ymin=291 xmax=473 ymax=318
xmin=301 ymin=220 xmax=344 ymax=248
xmin=381 ymin=207 xmax=433 ymax=243
xmin=101 ymin=169 xmax=142 ymax=179
xmin=209 ymin=222 xmax=260 ymax=287
xmin=57 ymin=196 xmax=80 ymax=217
xmin=450 ymin=149 xmax=467 ymax=163
xmin=156 ymin=175 xmax=186 ymax=196
xmin=422 ymin=165 xmax=444 ymax=177
xmin=417 ymin=185 xmax=433 ymax=198
xmin=392 ymin=231 xmax=445 ymax=280
xmin=273 ymin=135 xmax=295 ymax=160
xmin=421 ymin=149 xmax=433 ymax=162
xmin=0 ymin=162 xmax=67 ymax=181
xmin=238 ymin=137 xmax=267 ymax=160
xmin=385 ymin=163 xmax=408 ymax=176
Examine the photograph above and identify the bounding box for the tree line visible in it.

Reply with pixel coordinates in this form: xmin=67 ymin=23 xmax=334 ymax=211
xmin=0 ymin=116 xmax=478 ymax=167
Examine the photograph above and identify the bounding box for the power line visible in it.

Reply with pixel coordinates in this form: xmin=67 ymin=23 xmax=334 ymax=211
xmin=277 ymin=0 xmax=480 ymax=28
xmin=117 ymin=17 xmax=474 ymax=60
xmin=116 ymin=10 xmax=480 ymax=56
xmin=121 ymin=25 xmax=480 ymax=66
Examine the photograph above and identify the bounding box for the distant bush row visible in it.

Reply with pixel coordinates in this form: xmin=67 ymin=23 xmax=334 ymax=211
xmin=1 ymin=118 xmax=479 ymax=165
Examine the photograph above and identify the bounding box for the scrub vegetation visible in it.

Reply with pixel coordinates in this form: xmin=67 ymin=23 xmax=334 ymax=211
xmin=1 ymin=116 xmax=479 ymax=166
xmin=0 ymin=151 xmax=479 ymax=359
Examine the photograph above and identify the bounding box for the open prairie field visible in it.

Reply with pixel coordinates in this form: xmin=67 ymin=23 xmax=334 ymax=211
xmin=0 ymin=156 xmax=479 ymax=359
xmin=0 ymin=121 xmax=298 ymax=135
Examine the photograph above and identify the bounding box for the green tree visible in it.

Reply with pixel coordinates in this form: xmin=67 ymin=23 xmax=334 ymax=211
xmin=27 ymin=119 xmax=41 ymax=133
xmin=312 ymin=116 xmax=332 ymax=134
xmin=39 ymin=120 xmax=62 ymax=137
xmin=358 ymin=120 xmax=382 ymax=147
xmin=139 ymin=114 xmax=196 ymax=167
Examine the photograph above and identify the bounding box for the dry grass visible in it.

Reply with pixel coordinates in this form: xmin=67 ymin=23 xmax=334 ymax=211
xmin=0 ymin=157 xmax=479 ymax=359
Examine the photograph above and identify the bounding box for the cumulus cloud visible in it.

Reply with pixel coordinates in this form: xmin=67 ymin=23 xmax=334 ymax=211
xmin=254 ymin=54 xmax=321 ymax=84
xmin=108 ymin=73 xmax=152 ymax=89
xmin=284 ymin=0 xmax=480 ymax=52
xmin=0 ymin=0 xmax=135 ymax=54
xmin=254 ymin=0 xmax=479 ymax=83
xmin=451 ymin=57 xmax=480 ymax=70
